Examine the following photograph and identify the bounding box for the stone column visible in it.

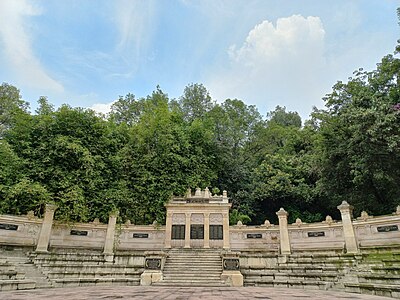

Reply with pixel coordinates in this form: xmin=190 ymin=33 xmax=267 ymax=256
xmin=276 ymin=208 xmax=291 ymax=255
xmin=164 ymin=212 xmax=173 ymax=249
xmin=103 ymin=211 xmax=119 ymax=262
xmin=204 ymin=213 xmax=210 ymax=248
xmin=184 ymin=212 xmax=191 ymax=248
xmin=36 ymin=204 xmax=57 ymax=253
xmin=337 ymin=201 xmax=358 ymax=254
xmin=222 ymin=212 xmax=230 ymax=249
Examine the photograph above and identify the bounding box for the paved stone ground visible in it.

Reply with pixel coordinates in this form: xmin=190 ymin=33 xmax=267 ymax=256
xmin=0 ymin=287 xmax=393 ymax=300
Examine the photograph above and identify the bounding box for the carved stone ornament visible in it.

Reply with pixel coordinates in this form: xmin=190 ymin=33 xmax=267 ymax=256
xmin=323 ymin=215 xmax=333 ymax=225
xmin=191 ymin=213 xmax=204 ymax=224
xmin=92 ymin=218 xmax=100 ymax=225
xmin=294 ymin=218 xmax=303 ymax=227
xmin=358 ymin=211 xmax=370 ymax=221
xmin=26 ymin=211 xmax=35 ymax=220
xmin=210 ymin=213 xmax=223 ymax=224
xmin=223 ymin=258 xmax=240 ymax=270
xmin=172 ymin=213 xmax=185 ymax=224
xmin=236 ymin=220 xmax=243 ymax=226
xmin=262 ymin=219 xmax=271 ymax=228
xmin=396 ymin=206 xmax=400 ymax=215
xmin=125 ymin=220 xmax=131 ymax=226
xmin=145 ymin=258 xmax=161 ymax=270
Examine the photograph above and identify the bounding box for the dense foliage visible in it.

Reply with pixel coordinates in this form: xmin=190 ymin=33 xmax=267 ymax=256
xmin=1 ymin=44 xmax=399 ymax=225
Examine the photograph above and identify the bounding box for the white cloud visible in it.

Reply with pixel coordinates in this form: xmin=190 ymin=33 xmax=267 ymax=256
xmin=206 ymin=15 xmax=329 ymax=119
xmin=0 ymin=0 xmax=64 ymax=93
xmin=90 ymin=101 xmax=115 ymax=115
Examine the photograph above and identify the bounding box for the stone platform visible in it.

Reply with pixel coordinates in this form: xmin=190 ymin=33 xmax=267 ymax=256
xmin=0 ymin=286 xmax=393 ymax=300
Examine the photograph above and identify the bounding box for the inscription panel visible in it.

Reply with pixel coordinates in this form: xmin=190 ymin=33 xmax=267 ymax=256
xmin=247 ymin=233 xmax=262 ymax=239
xmin=70 ymin=230 xmax=88 ymax=236
xmin=210 ymin=225 xmax=223 ymax=240
xmin=377 ymin=225 xmax=398 ymax=233
xmin=0 ymin=223 xmax=18 ymax=231
xmin=172 ymin=225 xmax=185 ymax=240
xmin=190 ymin=224 xmax=204 ymax=239
xmin=133 ymin=233 xmax=149 ymax=238
xmin=307 ymin=231 xmax=325 ymax=237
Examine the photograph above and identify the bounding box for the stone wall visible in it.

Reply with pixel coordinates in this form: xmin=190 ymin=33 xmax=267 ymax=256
xmin=0 ymin=206 xmax=399 ymax=252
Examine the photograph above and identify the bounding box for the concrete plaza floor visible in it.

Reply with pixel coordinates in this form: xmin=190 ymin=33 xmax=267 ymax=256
xmin=0 ymin=286 xmax=392 ymax=300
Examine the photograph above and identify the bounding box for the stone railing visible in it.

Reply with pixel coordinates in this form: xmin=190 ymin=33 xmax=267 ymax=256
xmin=0 ymin=202 xmax=399 ymax=256
xmin=229 ymin=202 xmax=400 ymax=254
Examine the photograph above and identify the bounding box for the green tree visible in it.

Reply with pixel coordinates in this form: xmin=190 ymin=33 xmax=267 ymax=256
xmin=315 ymin=52 xmax=400 ymax=216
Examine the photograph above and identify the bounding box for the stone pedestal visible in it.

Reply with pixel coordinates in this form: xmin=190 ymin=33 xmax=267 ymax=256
xmin=103 ymin=211 xmax=118 ymax=262
xmin=140 ymin=271 xmax=163 ymax=286
xmin=221 ymin=251 xmax=243 ymax=287
xmin=221 ymin=270 xmax=243 ymax=286
xmin=36 ymin=204 xmax=57 ymax=253
xmin=337 ymin=201 xmax=358 ymax=254
xmin=276 ymin=208 xmax=291 ymax=255
xmin=140 ymin=251 xmax=166 ymax=285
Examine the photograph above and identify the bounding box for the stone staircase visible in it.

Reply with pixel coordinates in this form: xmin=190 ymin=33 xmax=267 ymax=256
xmin=0 ymin=247 xmax=48 ymax=291
xmin=31 ymin=250 xmax=143 ymax=287
xmin=154 ymin=249 xmax=227 ymax=286
xmin=242 ymin=252 xmax=400 ymax=298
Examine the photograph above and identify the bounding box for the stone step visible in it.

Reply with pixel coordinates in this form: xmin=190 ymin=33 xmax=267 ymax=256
xmin=153 ymin=281 xmax=227 ymax=287
xmin=46 ymin=271 xmax=142 ymax=279
xmin=0 ymin=279 xmax=36 ymax=291
xmin=51 ymin=277 xmax=140 ymax=288
xmin=163 ymin=268 xmax=222 ymax=273
xmin=371 ymin=266 xmax=400 ymax=274
xmin=344 ymin=282 xmax=400 ymax=298
xmin=358 ymin=273 xmax=400 ymax=285
xmin=244 ymin=278 xmax=334 ymax=290
xmin=165 ymin=262 xmax=222 ymax=269
xmin=163 ymin=277 xmax=222 ymax=282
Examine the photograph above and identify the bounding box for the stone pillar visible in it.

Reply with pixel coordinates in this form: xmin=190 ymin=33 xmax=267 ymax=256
xmin=276 ymin=208 xmax=291 ymax=255
xmin=337 ymin=201 xmax=358 ymax=254
xmin=223 ymin=212 xmax=230 ymax=249
xmin=184 ymin=212 xmax=191 ymax=248
xmin=164 ymin=212 xmax=172 ymax=248
xmin=204 ymin=213 xmax=210 ymax=248
xmin=36 ymin=204 xmax=57 ymax=253
xmin=103 ymin=211 xmax=119 ymax=262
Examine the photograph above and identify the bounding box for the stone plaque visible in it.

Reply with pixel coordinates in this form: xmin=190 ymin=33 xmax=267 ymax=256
xmin=307 ymin=231 xmax=325 ymax=237
xmin=247 ymin=233 xmax=262 ymax=239
xmin=0 ymin=223 xmax=18 ymax=231
xmin=70 ymin=230 xmax=88 ymax=236
xmin=172 ymin=225 xmax=185 ymax=240
xmin=133 ymin=233 xmax=149 ymax=238
xmin=145 ymin=258 xmax=161 ymax=270
xmin=223 ymin=258 xmax=240 ymax=270
xmin=377 ymin=225 xmax=398 ymax=232
xmin=190 ymin=224 xmax=204 ymax=239
xmin=210 ymin=225 xmax=223 ymax=240
xmin=186 ymin=199 xmax=209 ymax=204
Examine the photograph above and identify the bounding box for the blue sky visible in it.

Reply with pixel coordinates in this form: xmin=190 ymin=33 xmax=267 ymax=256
xmin=0 ymin=0 xmax=399 ymax=120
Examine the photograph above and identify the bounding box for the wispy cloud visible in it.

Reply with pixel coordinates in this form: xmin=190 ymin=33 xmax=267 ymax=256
xmin=0 ymin=0 xmax=64 ymax=93
xmin=113 ymin=0 xmax=158 ymax=71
